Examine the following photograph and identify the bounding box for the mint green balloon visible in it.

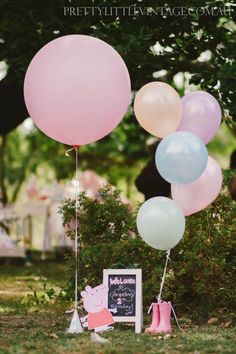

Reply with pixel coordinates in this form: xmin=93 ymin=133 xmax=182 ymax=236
xmin=136 ymin=197 xmax=185 ymax=251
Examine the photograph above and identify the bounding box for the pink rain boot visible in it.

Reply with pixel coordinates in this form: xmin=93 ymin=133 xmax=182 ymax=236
xmin=145 ymin=303 xmax=160 ymax=333
xmin=154 ymin=301 xmax=172 ymax=333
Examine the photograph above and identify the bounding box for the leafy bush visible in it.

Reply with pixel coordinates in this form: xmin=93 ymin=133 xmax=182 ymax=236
xmin=59 ymin=185 xmax=135 ymax=246
xmin=59 ymin=176 xmax=236 ymax=318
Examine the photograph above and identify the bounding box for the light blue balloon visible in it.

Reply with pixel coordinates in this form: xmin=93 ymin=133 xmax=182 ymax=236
xmin=155 ymin=131 xmax=208 ymax=184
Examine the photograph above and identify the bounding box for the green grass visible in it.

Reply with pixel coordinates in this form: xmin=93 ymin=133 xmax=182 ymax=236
xmin=0 ymin=260 xmax=236 ymax=354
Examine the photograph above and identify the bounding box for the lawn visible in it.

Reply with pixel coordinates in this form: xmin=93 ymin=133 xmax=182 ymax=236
xmin=0 ymin=260 xmax=235 ymax=354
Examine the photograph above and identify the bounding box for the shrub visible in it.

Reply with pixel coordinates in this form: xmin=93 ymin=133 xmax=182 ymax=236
xmin=59 ymin=185 xmax=135 ymax=246
xmin=59 ymin=174 xmax=236 ymax=318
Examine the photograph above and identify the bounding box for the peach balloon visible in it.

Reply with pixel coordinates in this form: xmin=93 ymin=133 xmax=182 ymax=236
xmin=134 ymin=82 xmax=182 ymax=138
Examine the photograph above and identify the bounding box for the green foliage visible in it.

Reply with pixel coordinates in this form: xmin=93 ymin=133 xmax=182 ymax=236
xmin=23 ymin=282 xmax=56 ymax=307
xmin=1 ymin=0 xmax=235 ymax=124
xmin=59 ymin=184 xmax=136 ymax=245
xmin=172 ymin=197 xmax=236 ymax=315
xmin=0 ymin=127 xmax=76 ymax=203
xmin=60 ymin=181 xmax=236 ymax=317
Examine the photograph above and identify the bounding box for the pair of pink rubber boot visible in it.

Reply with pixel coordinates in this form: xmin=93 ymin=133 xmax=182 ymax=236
xmin=145 ymin=301 xmax=172 ymax=334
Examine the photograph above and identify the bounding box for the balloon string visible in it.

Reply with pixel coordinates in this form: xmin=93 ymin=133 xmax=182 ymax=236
xmin=66 ymin=145 xmax=80 ymax=310
xmin=157 ymin=249 xmax=171 ymax=303
xmin=171 ymin=303 xmax=184 ymax=332
xmin=74 ymin=146 xmax=78 ymax=310
xmin=65 ymin=147 xmax=74 ymax=157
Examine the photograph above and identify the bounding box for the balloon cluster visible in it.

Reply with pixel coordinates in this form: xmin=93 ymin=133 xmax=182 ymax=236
xmin=135 ymin=82 xmax=222 ymax=251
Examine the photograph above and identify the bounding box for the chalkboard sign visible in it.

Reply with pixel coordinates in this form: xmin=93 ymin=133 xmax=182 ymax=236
xmin=103 ymin=269 xmax=143 ymax=333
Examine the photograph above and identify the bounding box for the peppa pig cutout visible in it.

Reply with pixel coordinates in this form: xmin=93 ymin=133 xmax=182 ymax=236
xmin=80 ymin=284 xmax=117 ymax=333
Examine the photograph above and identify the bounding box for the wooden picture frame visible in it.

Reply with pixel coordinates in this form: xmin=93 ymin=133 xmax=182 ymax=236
xmin=103 ymin=268 xmax=143 ymax=333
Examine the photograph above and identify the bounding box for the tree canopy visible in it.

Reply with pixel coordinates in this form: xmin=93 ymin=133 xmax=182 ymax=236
xmin=1 ymin=0 xmax=235 ymax=120
xmin=0 ymin=0 xmax=235 ymax=202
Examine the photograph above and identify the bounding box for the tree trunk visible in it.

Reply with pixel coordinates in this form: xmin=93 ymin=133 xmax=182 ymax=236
xmin=126 ymin=175 xmax=132 ymax=199
xmin=0 ymin=135 xmax=8 ymax=205
xmin=11 ymin=154 xmax=31 ymax=203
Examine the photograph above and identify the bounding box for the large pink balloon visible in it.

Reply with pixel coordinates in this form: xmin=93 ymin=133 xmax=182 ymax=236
xmin=24 ymin=35 xmax=131 ymax=145
xmin=178 ymin=91 xmax=221 ymax=144
xmin=171 ymin=156 xmax=222 ymax=216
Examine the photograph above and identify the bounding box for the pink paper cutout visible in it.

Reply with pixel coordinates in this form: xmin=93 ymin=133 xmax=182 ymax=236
xmin=81 ymin=284 xmax=114 ymax=331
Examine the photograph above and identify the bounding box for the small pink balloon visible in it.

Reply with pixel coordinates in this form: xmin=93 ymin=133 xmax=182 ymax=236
xmin=178 ymin=91 xmax=221 ymax=144
xmin=24 ymin=35 xmax=131 ymax=145
xmin=171 ymin=156 xmax=222 ymax=216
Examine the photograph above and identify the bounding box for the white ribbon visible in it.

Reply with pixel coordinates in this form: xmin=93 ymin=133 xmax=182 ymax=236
xmin=171 ymin=304 xmax=184 ymax=332
xmin=65 ymin=146 xmax=83 ymax=334
xmin=74 ymin=147 xmax=78 ymax=310
xmin=65 ymin=147 xmax=74 ymax=157
xmin=157 ymin=249 xmax=171 ymax=303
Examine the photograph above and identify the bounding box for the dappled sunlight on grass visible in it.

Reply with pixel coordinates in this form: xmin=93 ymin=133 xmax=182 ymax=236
xmin=0 ymin=305 xmax=17 ymax=314
xmin=0 ymin=261 xmax=236 ymax=353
